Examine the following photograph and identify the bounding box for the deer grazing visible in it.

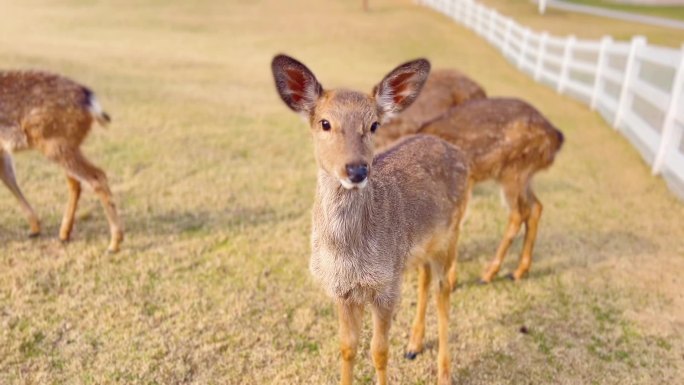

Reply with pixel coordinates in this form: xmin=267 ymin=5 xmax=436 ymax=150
xmin=376 ymin=88 xmax=564 ymax=283
xmin=373 ymin=68 xmax=486 ymax=151
xmin=0 ymin=71 xmax=123 ymax=253
xmin=272 ymin=55 xmax=471 ymax=385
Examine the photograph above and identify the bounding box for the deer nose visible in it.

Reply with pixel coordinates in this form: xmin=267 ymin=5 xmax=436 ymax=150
xmin=346 ymin=163 xmax=368 ymax=184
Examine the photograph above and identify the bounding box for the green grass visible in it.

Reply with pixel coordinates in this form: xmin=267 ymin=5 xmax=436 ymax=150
xmin=480 ymin=0 xmax=684 ymax=46
xmin=1 ymin=0 xmax=684 ymax=384
xmin=567 ymin=0 xmax=684 ymax=22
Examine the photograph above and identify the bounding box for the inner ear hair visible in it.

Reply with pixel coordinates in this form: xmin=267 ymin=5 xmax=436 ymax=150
xmin=374 ymin=58 xmax=431 ymax=120
xmin=272 ymin=54 xmax=323 ymax=116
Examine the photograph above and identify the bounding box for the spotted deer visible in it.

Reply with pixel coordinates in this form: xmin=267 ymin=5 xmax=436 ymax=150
xmin=0 ymin=71 xmax=123 ymax=253
xmin=381 ymin=96 xmax=564 ymax=283
xmin=272 ymin=55 xmax=471 ymax=385
xmin=373 ymin=68 xmax=486 ymax=151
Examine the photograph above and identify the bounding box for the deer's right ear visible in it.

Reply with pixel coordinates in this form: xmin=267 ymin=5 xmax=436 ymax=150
xmin=272 ymin=54 xmax=323 ymax=116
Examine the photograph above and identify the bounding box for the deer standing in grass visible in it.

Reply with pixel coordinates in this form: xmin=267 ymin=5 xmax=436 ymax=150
xmin=375 ymin=87 xmax=563 ymax=283
xmin=272 ymin=55 xmax=471 ymax=385
xmin=0 ymin=71 xmax=123 ymax=253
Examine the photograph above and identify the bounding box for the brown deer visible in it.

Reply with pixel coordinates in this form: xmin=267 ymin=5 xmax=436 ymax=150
xmin=380 ymin=96 xmax=564 ymax=283
xmin=272 ymin=55 xmax=471 ymax=385
xmin=373 ymin=68 xmax=486 ymax=151
xmin=0 ymin=71 xmax=123 ymax=253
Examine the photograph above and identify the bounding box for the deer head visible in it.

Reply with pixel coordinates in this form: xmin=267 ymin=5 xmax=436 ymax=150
xmin=272 ymin=54 xmax=430 ymax=189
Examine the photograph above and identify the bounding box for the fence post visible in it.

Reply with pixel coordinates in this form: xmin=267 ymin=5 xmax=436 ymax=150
xmin=591 ymin=36 xmax=612 ymax=111
xmin=652 ymin=44 xmax=684 ymax=175
xmin=518 ymin=28 xmax=531 ymax=69
xmin=557 ymin=35 xmax=576 ymax=93
xmin=534 ymin=32 xmax=548 ymax=80
xmin=614 ymin=35 xmax=647 ymax=129
xmin=503 ymin=19 xmax=514 ymax=58
xmin=488 ymin=10 xmax=497 ymax=44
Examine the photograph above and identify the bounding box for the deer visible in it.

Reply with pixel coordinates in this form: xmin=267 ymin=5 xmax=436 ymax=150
xmin=272 ymin=54 xmax=471 ymax=385
xmin=373 ymin=68 xmax=486 ymax=152
xmin=377 ymin=94 xmax=564 ymax=283
xmin=0 ymin=71 xmax=123 ymax=253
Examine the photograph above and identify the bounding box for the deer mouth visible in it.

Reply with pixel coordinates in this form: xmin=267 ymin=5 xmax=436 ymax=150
xmin=339 ymin=177 xmax=368 ymax=190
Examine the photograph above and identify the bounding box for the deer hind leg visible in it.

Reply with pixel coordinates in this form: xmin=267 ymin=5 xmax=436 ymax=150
xmin=338 ymin=300 xmax=364 ymax=385
xmin=370 ymin=302 xmax=393 ymax=385
xmin=480 ymin=182 xmax=524 ymax=284
xmin=46 ymin=145 xmax=123 ymax=253
xmin=59 ymin=175 xmax=82 ymax=242
xmin=435 ymin=266 xmax=453 ymax=385
xmin=512 ymin=188 xmax=543 ymax=281
xmin=406 ymin=263 xmax=431 ymax=360
xmin=0 ymin=150 xmax=41 ymax=236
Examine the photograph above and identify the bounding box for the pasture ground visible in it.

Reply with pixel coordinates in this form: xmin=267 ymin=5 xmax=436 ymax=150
xmin=480 ymin=0 xmax=684 ymax=46
xmin=1 ymin=0 xmax=683 ymax=384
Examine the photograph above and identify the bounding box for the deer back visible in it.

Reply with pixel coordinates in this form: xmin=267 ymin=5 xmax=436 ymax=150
xmin=418 ymin=97 xmax=564 ymax=182
xmin=0 ymin=71 xmax=95 ymax=152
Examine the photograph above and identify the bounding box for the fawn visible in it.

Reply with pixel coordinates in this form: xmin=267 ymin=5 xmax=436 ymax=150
xmin=0 ymin=71 xmax=123 ymax=253
xmin=373 ymin=68 xmax=486 ymax=152
xmin=272 ymin=55 xmax=471 ymax=385
xmin=378 ymin=92 xmax=563 ymax=283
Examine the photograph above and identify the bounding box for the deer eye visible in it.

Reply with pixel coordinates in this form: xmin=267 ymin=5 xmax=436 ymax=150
xmin=370 ymin=121 xmax=380 ymax=133
xmin=320 ymin=120 xmax=331 ymax=131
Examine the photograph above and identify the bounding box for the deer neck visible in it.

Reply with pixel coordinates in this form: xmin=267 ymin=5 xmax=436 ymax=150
xmin=313 ymin=169 xmax=375 ymax=250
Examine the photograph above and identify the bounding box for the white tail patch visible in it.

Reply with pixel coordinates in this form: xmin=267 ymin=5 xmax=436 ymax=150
xmin=87 ymin=94 xmax=111 ymax=127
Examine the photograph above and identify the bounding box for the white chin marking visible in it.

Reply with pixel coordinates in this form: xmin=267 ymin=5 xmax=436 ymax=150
xmin=340 ymin=178 xmax=368 ymax=190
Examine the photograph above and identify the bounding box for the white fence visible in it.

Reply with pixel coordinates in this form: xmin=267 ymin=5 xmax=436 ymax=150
xmin=420 ymin=0 xmax=684 ymax=201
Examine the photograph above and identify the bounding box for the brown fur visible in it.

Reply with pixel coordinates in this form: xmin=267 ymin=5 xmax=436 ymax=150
xmin=385 ymin=96 xmax=564 ymax=282
xmin=373 ymin=68 xmax=486 ymax=150
xmin=272 ymin=55 xmax=470 ymax=385
xmin=0 ymin=71 xmax=123 ymax=252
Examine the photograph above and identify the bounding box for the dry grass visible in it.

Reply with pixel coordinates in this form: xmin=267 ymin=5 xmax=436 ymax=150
xmin=1 ymin=0 xmax=683 ymax=384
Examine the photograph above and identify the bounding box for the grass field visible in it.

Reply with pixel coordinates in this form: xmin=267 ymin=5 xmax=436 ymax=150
xmin=1 ymin=0 xmax=684 ymax=384
xmin=480 ymin=0 xmax=684 ymax=46
xmin=567 ymin=0 xmax=684 ymax=22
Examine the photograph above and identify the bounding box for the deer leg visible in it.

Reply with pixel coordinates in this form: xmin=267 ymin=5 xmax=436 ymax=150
xmin=447 ymin=221 xmax=463 ymax=291
xmin=435 ymin=271 xmax=453 ymax=385
xmin=338 ymin=300 xmax=364 ymax=385
xmin=0 ymin=151 xmax=40 ymax=236
xmin=48 ymin=147 xmax=123 ymax=253
xmin=370 ymin=302 xmax=393 ymax=385
xmin=406 ymin=264 xmax=431 ymax=359
xmin=480 ymin=184 xmax=524 ymax=284
xmin=59 ymin=175 xmax=82 ymax=242
xmin=480 ymin=211 xmax=523 ymax=283
xmin=512 ymin=191 xmax=543 ymax=281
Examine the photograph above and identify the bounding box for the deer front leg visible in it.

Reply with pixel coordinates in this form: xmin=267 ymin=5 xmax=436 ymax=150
xmin=0 ymin=151 xmax=40 ymax=237
xmin=59 ymin=175 xmax=82 ymax=242
xmin=338 ymin=300 xmax=364 ymax=385
xmin=371 ymin=302 xmax=393 ymax=385
xmin=406 ymin=264 xmax=431 ymax=359
xmin=435 ymin=276 xmax=452 ymax=385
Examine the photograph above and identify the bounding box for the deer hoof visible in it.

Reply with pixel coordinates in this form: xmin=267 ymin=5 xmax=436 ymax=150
xmin=28 ymin=231 xmax=41 ymax=239
xmin=404 ymin=351 xmax=419 ymax=360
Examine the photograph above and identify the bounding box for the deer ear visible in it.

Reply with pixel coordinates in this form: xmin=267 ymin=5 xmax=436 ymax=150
xmin=373 ymin=58 xmax=430 ymax=122
xmin=272 ymin=54 xmax=323 ymax=116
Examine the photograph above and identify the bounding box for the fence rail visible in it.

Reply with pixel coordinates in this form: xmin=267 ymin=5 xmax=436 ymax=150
xmin=420 ymin=0 xmax=684 ymax=201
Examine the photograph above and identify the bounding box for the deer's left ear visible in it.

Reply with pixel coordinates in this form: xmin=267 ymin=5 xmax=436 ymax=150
xmin=373 ymin=58 xmax=430 ymax=122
